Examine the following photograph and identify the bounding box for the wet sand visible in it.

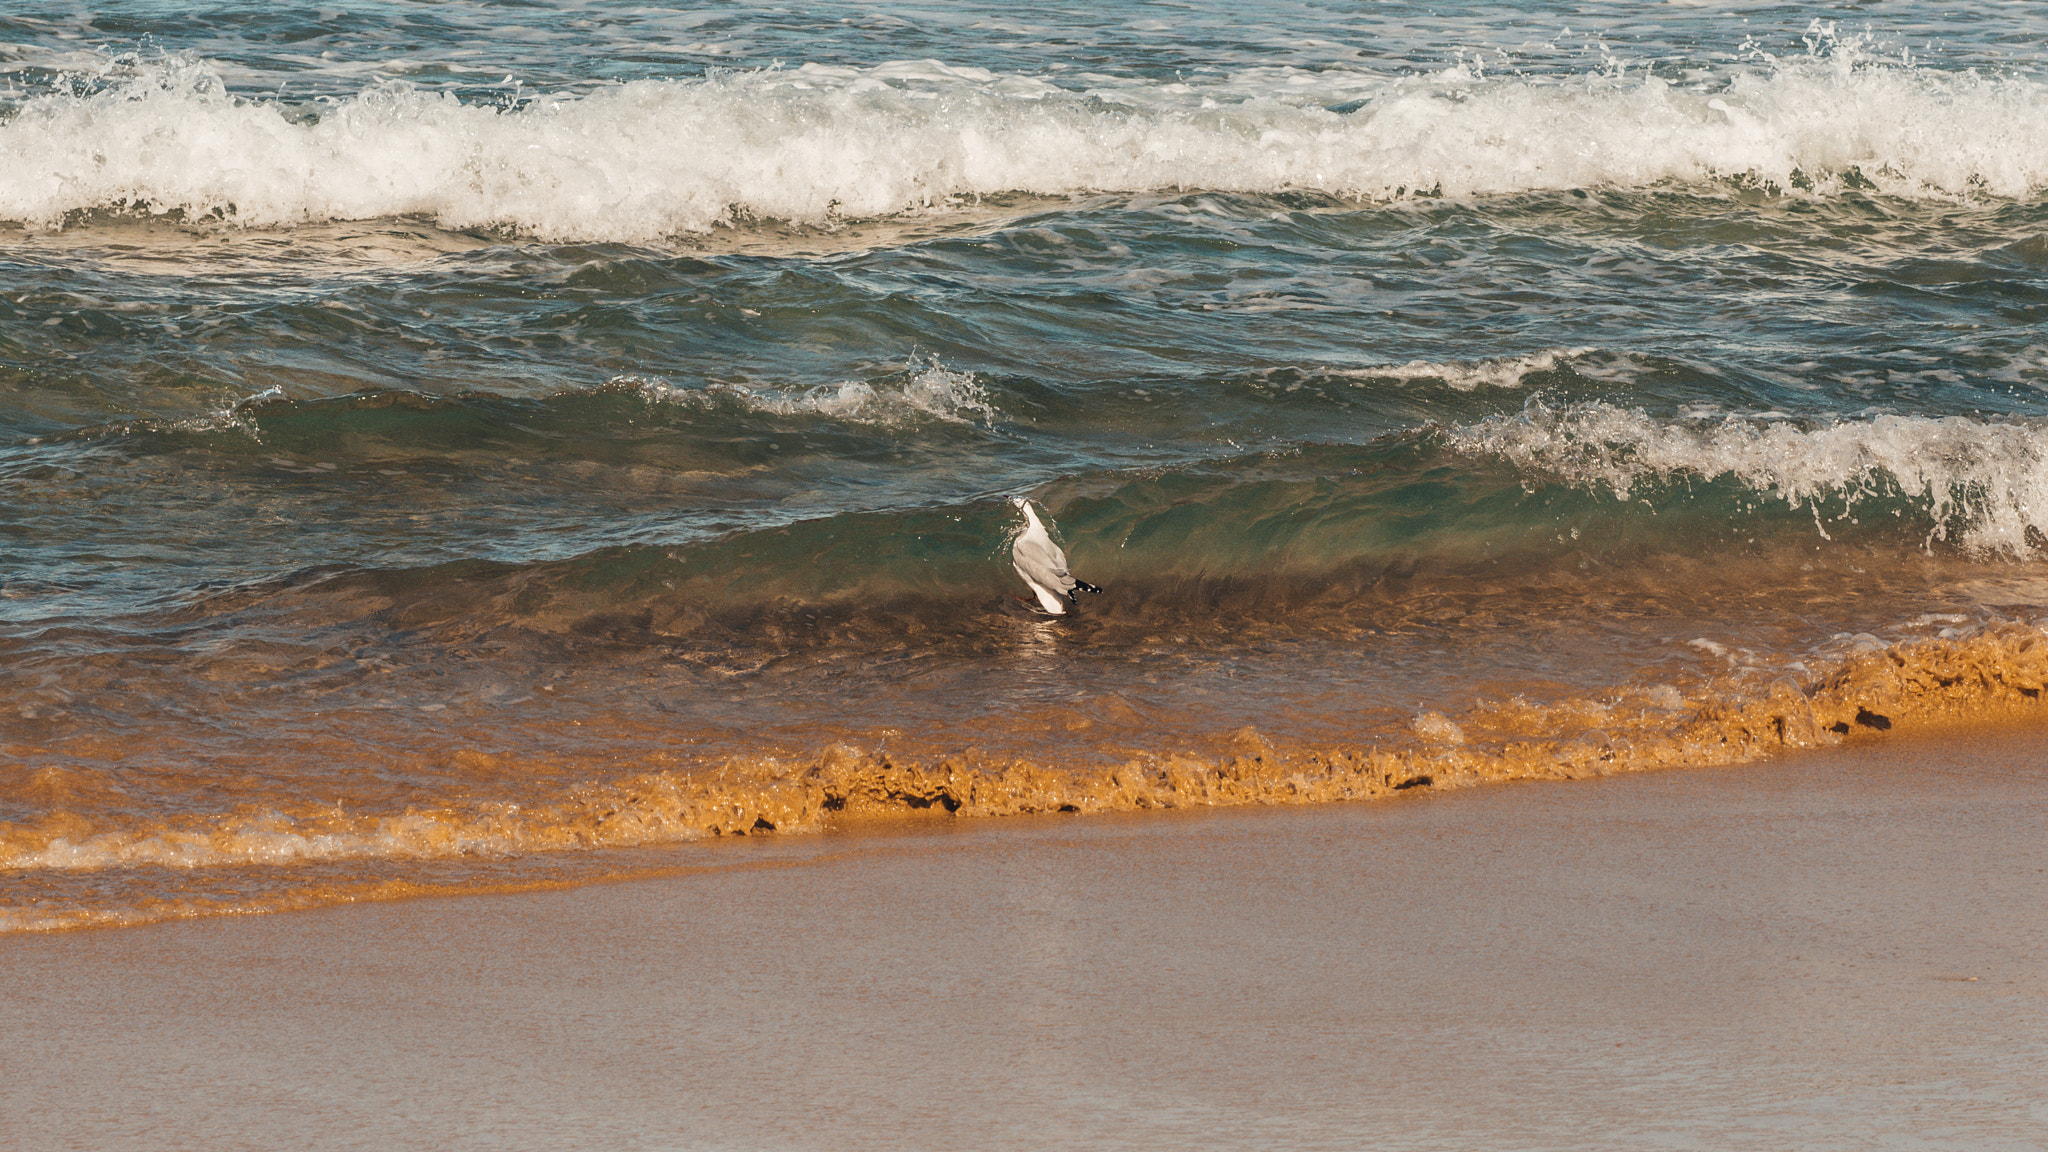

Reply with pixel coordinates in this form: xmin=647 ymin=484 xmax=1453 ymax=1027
xmin=4 ymin=726 xmax=2045 ymax=1152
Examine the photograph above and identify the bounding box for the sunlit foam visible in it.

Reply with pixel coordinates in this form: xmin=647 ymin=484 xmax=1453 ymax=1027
xmin=4 ymin=41 xmax=2045 ymax=242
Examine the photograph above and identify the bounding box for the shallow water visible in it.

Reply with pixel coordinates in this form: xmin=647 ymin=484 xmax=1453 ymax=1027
xmin=4 ymin=1 xmax=2048 ymax=929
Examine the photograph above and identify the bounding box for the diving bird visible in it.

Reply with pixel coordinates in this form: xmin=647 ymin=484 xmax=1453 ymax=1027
xmin=1010 ymin=496 xmax=1101 ymax=615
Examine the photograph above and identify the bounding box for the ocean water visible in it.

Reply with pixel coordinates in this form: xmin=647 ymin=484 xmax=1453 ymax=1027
xmin=4 ymin=1 xmax=2048 ymax=932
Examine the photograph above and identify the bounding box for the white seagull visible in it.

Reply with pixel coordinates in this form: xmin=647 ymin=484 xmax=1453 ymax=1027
xmin=1010 ymin=496 xmax=1101 ymax=615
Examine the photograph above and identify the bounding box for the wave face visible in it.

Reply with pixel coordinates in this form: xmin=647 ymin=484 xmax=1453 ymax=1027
xmin=3 ymin=26 xmax=2046 ymax=241
xmin=6 ymin=0 xmax=2048 ymax=932
xmin=1450 ymin=401 xmax=2048 ymax=557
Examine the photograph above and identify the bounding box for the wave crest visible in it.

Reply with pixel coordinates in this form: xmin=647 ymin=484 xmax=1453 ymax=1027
xmin=4 ymin=44 xmax=2045 ymax=242
xmin=1449 ymin=399 xmax=2048 ymax=556
xmin=617 ymin=361 xmax=1000 ymax=427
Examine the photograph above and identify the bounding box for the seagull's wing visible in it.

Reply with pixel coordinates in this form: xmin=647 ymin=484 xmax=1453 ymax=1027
xmin=1010 ymin=500 xmax=1100 ymax=611
xmin=1011 ymin=529 xmax=1078 ymax=595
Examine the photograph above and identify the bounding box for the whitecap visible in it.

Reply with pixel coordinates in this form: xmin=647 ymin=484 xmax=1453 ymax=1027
xmin=4 ymin=44 xmax=2044 ymax=243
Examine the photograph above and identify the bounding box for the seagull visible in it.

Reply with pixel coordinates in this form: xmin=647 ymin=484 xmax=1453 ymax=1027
xmin=1010 ymin=496 xmax=1101 ymax=615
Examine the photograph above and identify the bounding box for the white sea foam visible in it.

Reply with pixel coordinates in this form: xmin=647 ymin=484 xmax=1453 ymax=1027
xmin=621 ymin=361 xmax=999 ymax=426
xmin=3 ymin=43 xmax=2044 ymax=243
xmin=1336 ymin=348 xmax=1601 ymax=392
xmin=1450 ymin=399 xmax=2048 ymax=556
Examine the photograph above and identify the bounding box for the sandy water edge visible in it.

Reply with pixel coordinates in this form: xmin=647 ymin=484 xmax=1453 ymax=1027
xmin=12 ymin=621 xmax=2048 ymax=934
xmin=2 ymin=722 xmax=2044 ymax=1151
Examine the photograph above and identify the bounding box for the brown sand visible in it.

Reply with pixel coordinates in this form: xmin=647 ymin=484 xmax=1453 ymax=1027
xmin=3 ymin=726 xmax=2045 ymax=1151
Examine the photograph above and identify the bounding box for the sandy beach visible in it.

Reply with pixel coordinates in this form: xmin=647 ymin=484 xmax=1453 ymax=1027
xmin=5 ymin=725 xmax=2045 ymax=1152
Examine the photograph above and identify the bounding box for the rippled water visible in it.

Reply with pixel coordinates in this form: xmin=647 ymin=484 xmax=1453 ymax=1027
xmin=3 ymin=1 xmax=2048 ymax=930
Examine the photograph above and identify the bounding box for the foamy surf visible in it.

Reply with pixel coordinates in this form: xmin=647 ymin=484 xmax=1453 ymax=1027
xmin=4 ymin=37 xmax=2046 ymax=242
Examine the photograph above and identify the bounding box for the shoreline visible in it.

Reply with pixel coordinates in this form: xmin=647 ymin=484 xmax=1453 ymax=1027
xmin=4 ymin=723 xmax=2044 ymax=1150
xmin=9 ymin=619 xmax=2048 ymax=935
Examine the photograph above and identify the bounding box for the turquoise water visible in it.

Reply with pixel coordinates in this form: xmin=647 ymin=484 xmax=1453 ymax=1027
xmin=3 ymin=2 xmax=2047 ymax=928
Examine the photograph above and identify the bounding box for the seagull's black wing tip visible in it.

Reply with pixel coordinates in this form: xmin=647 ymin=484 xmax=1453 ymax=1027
xmin=1073 ymin=579 xmax=1103 ymax=595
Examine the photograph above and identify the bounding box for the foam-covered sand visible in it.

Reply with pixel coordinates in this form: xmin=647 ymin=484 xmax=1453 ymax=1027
xmin=6 ymin=622 xmax=2045 ymax=910
xmin=4 ymin=724 xmax=2042 ymax=1151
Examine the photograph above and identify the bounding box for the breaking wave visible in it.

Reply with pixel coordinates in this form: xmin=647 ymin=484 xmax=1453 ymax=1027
xmin=1449 ymin=400 xmax=2048 ymax=557
xmin=4 ymin=37 xmax=2045 ymax=242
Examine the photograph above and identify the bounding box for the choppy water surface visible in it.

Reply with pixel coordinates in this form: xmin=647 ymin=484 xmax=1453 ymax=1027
xmin=4 ymin=1 xmax=2048 ymax=930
